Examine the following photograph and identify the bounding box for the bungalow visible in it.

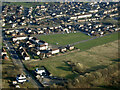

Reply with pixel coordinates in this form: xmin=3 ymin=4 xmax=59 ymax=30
xmin=49 ymin=49 xmax=59 ymax=55
xmin=35 ymin=67 xmax=47 ymax=76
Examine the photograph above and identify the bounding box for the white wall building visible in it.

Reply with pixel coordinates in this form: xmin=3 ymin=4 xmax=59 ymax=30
xmin=50 ymin=49 xmax=59 ymax=55
xmin=35 ymin=68 xmax=46 ymax=76
xmin=12 ymin=36 xmax=28 ymax=42
xmin=78 ymin=14 xmax=92 ymax=19
xmin=16 ymin=74 xmax=26 ymax=83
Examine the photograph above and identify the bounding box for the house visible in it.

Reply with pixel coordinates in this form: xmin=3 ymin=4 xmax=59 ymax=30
xmin=49 ymin=49 xmax=59 ymax=55
xmin=37 ymin=44 xmax=48 ymax=50
xmin=1 ymin=48 xmax=7 ymax=56
xmin=12 ymin=23 xmax=17 ymax=28
xmin=66 ymin=45 xmax=75 ymax=50
xmin=89 ymin=10 xmax=98 ymax=13
xmin=38 ymin=40 xmax=48 ymax=46
xmin=31 ymin=48 xmax=40 ymax=55
xmin=37 ymin=30 xmax=44 ymax=34
xmin=77 ymin=14 xmax=92 ymax=19
xmin=59 ymin=47 xmax=67 ymax=53
xmin=46 ymin=53 xmax=52 ymax=57
xmin=70 ymin=16 xmax=77 ymax=20
xmin=12 ymin=81 xmax=17 ymax=85
xmin=26 ymin=41 xmax=35 ymax=48
xmin=39 ymin=45 xmax=47 ymax=50
xmin=35 ymin=67 xmax=47 ymax=76
xmin=18 ymin=32 xmax=25 ymax=36
xmin=19 ymin=47 xmax=30 ymax=60
xmin=5 ymin=30 xmax=14 ymax=35
xmin=1 ymin=48 xmax=8 ymax=60
xmin=30 ymin=37 xmax=39 ymax=43
xmin=12 ymin=36 xmax=28 ymax=42
xmin=23 ymin=53 xmax=30 ymax=60
xmin=16 ymin=74 xmax=26 ymax=83
xmin=12 ymin=33 xmax=16 ymax=36
xmin=40 ymin=52 xmax=46 ymax=59
xmin=15 ymin=85 xmax=20 ymax=88
xmin=14 ymin=40 xmax=20 ymax=45
xmin=63 ymin=28 xmax=69 ymax=33
xmin=35 ymin=66 xmax=50 ymax=76
xmin=114 ymin=28 xmax=120 ymax=32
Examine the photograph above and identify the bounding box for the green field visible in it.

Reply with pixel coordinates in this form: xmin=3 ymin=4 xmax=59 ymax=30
xmin=24 ymin=32 xmax=119 ymax=79
xmin=35 ymin=32 xmax=91 ymax=45
xmin=24 ymin=40 xmax=119 ymax=79
xmin=75 ymin=32 xmax=119 ymax=51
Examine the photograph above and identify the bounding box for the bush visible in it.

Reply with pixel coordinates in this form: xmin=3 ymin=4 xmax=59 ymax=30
xmin=85 ymin=73 xmax=96 ymax=83
xmin=72 ymin=63 xmax=86 ymax=74
xmin=91 ymin=71 xmax=102 ymax=80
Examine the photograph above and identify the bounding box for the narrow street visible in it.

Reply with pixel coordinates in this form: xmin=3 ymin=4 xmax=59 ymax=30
xmin=3 ymin=33 xmax=43 ymax=88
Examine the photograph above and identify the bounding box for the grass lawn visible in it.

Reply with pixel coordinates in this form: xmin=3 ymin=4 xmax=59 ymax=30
xmin=24 ymin=40 xmax=119 ymax=79
xmin=35 ymin=32 xmax=91 ymax=45
xmin=75 ymin=32 xmax=119 ymax=51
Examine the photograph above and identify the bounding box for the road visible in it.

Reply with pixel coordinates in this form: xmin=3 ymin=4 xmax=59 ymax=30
xmin=3 ymin=33 xmax=43 ymax=88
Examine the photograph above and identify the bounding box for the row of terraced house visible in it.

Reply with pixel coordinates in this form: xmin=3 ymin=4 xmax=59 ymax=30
xmin=10 ymin=34 xmax=75 ymax=60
